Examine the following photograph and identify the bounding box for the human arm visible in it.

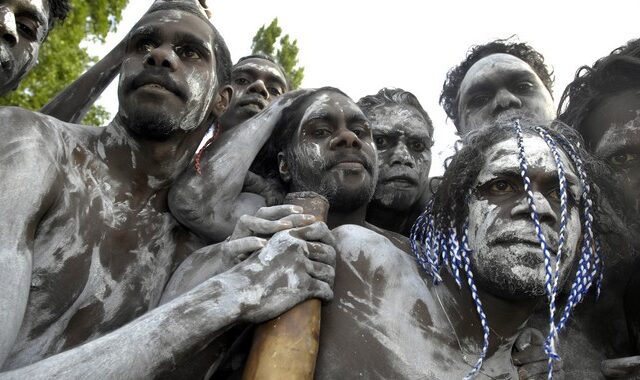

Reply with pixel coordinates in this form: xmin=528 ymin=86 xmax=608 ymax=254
xmin=1 ymin=216 xmax=335 ymax=378
xmin=169 ymin=91 xmax=308 ymax=242
xmin=39 ymin=38 xmax=126 ymax=124
xmin=0 ymin=109 xmax=61 ymax=366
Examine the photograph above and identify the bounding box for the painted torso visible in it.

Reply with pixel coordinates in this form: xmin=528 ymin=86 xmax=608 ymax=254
xmin=315 ymin=225 xmax=518 ymax=379
xmin=3 ymin=119 xmax=195 ymax=369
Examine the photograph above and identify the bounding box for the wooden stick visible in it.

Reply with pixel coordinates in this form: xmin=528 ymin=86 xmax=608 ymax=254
xmin=242 ymin=191 xmax=329 ymax=380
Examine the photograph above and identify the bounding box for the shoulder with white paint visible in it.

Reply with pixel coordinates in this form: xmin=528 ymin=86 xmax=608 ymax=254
xmin=332 ymin=224 xmax=411 ymax=265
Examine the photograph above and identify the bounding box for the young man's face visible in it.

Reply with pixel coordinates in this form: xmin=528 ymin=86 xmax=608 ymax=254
xmin=220 ymin=57 xmax=288 ymax=128
xmin=0 ymin=0 xmax=50 ymax=95
xmin=279 ymin=90 xmax=378 ymax=212
xmin=582 ymin=88 xmax=640 ymax=223
xmin=457 ymin=54 xmax=555 ymax=134
xmin=467 ymin=134 xmax=582 ymax=300
xmin=368 ymin=104 xmax=432 ymax=211
xmin=118 ymin=9 xmax=218 ymax=139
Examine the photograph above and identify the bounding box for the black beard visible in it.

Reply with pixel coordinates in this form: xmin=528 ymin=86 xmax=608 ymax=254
xmin=371 ymin=184 xmax=418 ymax=211
xmin=126 ymin=109 xmax=179 ymax=141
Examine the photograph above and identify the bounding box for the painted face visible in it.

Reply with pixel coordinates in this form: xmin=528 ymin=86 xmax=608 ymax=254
xmin=457 ymin=54 xmax=555 ymax=134
xmin=582 ymin=89 xmax=640 ymax=222
xmin=467 ymin=135 xmax=582 ymax=300
xmin=220 ymin=57 xmax=288 ymax=128
xmin=0 ymin=0 xmax=50 ymax=95
xmin=282 ymin=91 xmax=378 ymax=212
xmin=117 ymin=10 xmax=217 ymax=140
xmin=368 ymin=104 xmax=432 ymax=211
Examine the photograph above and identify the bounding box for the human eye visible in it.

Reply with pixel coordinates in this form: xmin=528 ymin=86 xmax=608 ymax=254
xmin=609 ymin=152 xmax=640 ymax=168
xmin=268 ymin=86 xmax=282 ymax=96
xmin=136 ymin=38 xmax=157 ymax=53
xmin=469 ymin=94 xmax=490 ymax=107
xmin=309 ymin=122 xmax=332 ymax=137
xmin=234 ymin=77 xmax=250 ymax=86
xmin=482 ymin=178 xmax=518 ymax=196
xmin=409 ymin=139 xmax=427 ymax=152
xmin=374 ymin=135 xmax=389 ymax=149
xmin=177 ymin=46 xmax=201 ymax=60
xmin=16 ymin=18 xmax=37 ymax=40
xmin=514 ymin=81 xmax=534 ymax=93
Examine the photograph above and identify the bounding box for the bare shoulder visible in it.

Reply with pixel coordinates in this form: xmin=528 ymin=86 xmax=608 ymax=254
xmin=332 ymin=224 xmax=414 ymax=268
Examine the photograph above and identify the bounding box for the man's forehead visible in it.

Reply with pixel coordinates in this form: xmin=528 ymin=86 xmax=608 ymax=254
xmin=478 ymin=135 xmax=579 ymax=183
xmin=301 ymin=91 xmax=363 ymax=122
xmin=233 ymin=58 xmax=286 ymax=82
xmin=369 ymin=105 xmax=430 ymax=134
xmin=585 ymin=89 xmax=640 ymax=145
xmin=459 ymin=53 xmax=540 ymax=94
xmin=133 ymin=10 xmax=213 ymax=43
xmin=4 ymin=0 xmax=49 ymax=25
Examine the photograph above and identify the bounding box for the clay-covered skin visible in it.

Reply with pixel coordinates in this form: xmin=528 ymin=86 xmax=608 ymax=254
xmin=583 ymin=89 xmax=640 ymax=227
xmin=218 ymin=57 xmax=288 ymax=130
xmin=468 ymin=135 xmax=581 ymax=300
xmin=0 ymin=0 xmax=49 ymax=95
xmin=0 ymin=10 xmax=335 ymax=378
xmin=457 ymin=53 xmax=555 ymax=134
xmin=280 ymin=91 xmax=378 ymax=217
xmin=365 ymin=104 xmax=432 ymax=235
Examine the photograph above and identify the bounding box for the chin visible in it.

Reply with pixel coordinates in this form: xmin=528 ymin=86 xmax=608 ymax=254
xmin=126 ymin=110 xmax=179 ymax=140
xmin=372 ymin=185 xmax=418 ymax=211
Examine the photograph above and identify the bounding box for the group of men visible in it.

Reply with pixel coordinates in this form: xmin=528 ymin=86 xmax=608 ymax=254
xmin=0 ymin=0 xmax=639 ymax=379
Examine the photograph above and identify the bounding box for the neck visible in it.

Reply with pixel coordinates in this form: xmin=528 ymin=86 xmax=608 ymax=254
xmin=327 ymin=204 xmax=368 ymax=229
xmin=365 ymin=202 xmax=411 ymax=233
xmin=99 ymin=114 xmax=209 ymax=192
xmin=439 ymin=276 xmax=540 ymax=376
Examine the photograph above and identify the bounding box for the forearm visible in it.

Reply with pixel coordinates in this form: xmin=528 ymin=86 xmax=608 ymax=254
xmin=170 ymin=114 xmax=278 ymax=241
xmin=40 ymin=39 xmax=125 ymax=124
xmin=1 ymin=272 xmax=252 ymax=379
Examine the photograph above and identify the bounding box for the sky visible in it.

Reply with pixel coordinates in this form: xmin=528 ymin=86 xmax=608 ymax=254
xmin=88 ymin=0 xmax=640 ymax=175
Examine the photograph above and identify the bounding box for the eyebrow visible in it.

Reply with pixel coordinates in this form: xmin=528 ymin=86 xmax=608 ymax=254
xmin=465 ymin=70 xmax=539 ymax=95
xmin=175 ymin=32 xmax=211 ymax=55
xmin=233 ymin=66 xmax=287 ymax=87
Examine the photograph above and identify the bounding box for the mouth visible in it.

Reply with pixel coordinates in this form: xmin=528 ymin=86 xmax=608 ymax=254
xmin=131 ymin=73 xmax=183 ymax=100
xmin=384 ymin=175 xmax=418 ymax=188
xmin=239 ymin=96 xmax=268 ymax=112
xmin=492 ymin=236 xmax=558 ymax=256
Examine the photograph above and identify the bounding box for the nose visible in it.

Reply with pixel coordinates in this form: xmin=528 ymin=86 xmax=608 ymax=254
xmin=0 ymin=9 xmax=18 ymax=47
xmin=390 ymin=141 xmax=414 ymax=168
xmin=330 ymin=127 xmax=362 ymax=150
xmin=511 ymin=191 xmax=558 ymax=225
xmin=144 ymin=45 xmax=178 ymax=71
xmin=247 ymin=79 xmax=269 ymax=99
xmin=492 ymin=88 xmax=522 ymax=115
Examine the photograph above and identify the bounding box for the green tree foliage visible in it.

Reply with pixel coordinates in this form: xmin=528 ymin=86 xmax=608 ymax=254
xmin=0 ymin=0 xmax=129 ymax=125
xmin=251 ymin=18 xmax=304 ymax=89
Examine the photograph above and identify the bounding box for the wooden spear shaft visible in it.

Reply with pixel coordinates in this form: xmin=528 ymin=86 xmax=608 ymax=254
xmin=242 ymin=191 xmax=329 ymax=380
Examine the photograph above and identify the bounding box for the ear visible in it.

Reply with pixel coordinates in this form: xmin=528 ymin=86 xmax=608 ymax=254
xmin=277 ymin=151 xmax=291 ymax=183
xmin=211 ymin=85 xmax=232 ymax=118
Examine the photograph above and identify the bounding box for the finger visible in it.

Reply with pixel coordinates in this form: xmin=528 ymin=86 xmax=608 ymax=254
xmin=308 ymin=278 xmax=334 ymax=303
xmin=280 ymin=213 xmax=316 ymax=228
xmin=236 ymin=214 xmax=294 ymax=237
xmin=224 ymin=237 xmax=267 ymax=258
xmin=290 ymin=222 xmax=335 ymax=245
xmin=254 ymin=205 xmax=304 ymax=220
xmin=307 ymin=242 xmax=337 ymax=267
xmin=306 ymin=260 xmax=335 ymax=286
xmin=602 ymin=356 xmax=640 ymax=377
xmin=516 ymin=360 xmax=563 ymax=379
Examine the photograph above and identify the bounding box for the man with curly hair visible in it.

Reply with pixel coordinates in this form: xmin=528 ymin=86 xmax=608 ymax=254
xmin=558 ymin=38 xmax=640 ymax=378
xmin=0 ymin=0 xmax=70 ymax=95
xmin=357 ymin=87 xmax=434 ymax=236
xmin=440 ymin=39 xmax=556 ymax=134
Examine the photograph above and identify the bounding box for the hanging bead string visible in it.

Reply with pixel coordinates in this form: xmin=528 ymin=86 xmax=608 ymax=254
xmin=460 ymin=221 xmax=490 ymax=380
xmin=534 ymin=126 xmax=570 ymax=379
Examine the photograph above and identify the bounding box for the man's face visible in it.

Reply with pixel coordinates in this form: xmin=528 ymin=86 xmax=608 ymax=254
xmin=281 ymin=91 xmax=378 ymax=212
xmin=583 ymin=89 xmax=640 ymax=223
xmin=118 ymin=10 xmax=217 ymax=139
xmin=0 ymin=0 xmax=50 ymax=95
xmin=457 ymin=53 xmax=555 ymax=134
xmin=368 ymin=104 xmax=432 ymax=211
xmin=221 ymin=57 xmax=288 ymax=128
xmin=467 ymin=135 xmax=582 ymax=300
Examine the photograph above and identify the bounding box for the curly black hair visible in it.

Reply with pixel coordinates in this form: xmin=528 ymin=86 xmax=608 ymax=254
xmin=440 ymin=38 xmax=554 ymax=130
xmin=357 ymin=87 xmax=434 ymax=138
xmin=557 ymin=38 xmax=640 ymax=148
xmin=47 ymin=0 xmax=71 ymax=28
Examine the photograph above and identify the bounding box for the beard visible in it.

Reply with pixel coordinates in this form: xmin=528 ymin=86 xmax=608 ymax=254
xmin=371 ymin=182 xmax=419 ymax=211
xmin=125 ymin=107 xmax=181 ymax=141
xmin=287 ymin=150 xmax=377 ymax=212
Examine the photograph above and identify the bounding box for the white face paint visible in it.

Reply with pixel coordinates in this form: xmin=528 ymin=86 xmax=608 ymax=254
xmin=467 ymin=135 xmax=582 ymax=300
